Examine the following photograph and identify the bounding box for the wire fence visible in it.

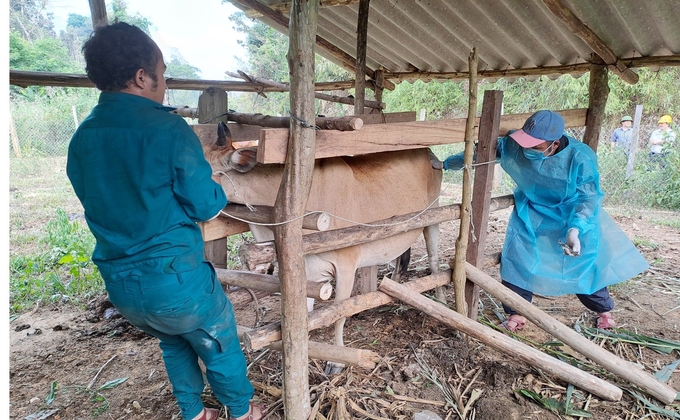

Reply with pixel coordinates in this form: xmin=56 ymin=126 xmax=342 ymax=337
xmin=8 ymin=101 xmax=680 ymax=246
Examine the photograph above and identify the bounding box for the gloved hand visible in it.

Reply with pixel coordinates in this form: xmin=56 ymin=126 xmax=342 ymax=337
xmin=442 ymin=154 xmax=465 ymax=171
xmin=565 ymin=228 xmax=581 ymax=256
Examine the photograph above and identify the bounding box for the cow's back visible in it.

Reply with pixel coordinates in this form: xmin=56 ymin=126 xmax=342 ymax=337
xmin=221 ymin=148 xmax=442 ymax=231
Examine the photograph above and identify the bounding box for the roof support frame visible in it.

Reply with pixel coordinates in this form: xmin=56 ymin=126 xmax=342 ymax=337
xmin=539 ymin=0 xmax=639 ymax=84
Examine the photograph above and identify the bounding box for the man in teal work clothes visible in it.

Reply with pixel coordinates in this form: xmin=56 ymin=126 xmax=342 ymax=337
xmin=67 ymin=22 xmax=263 ymax=420
xmin=441 ymin=110 xmax=649 ymax=332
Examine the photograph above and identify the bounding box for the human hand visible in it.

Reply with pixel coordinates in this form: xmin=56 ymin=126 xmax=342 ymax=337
xmin=564 ymin=228 xmax=581 ymax=256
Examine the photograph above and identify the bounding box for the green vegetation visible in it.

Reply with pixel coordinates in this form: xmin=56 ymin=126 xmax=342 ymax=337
xmin=10 ymin=208 xmax=104 ymax=314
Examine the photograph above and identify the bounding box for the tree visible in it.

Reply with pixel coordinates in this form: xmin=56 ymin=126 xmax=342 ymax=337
xmin=60 ymin=13 xmax=92 ymax=67
xmin=110 ymin=0 xmax=153 ymax=34
xmin=10 ymin=0 xmax=56 ymax=42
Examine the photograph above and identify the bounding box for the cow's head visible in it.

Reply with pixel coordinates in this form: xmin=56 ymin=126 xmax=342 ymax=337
xmin=204 ymin=121 xmax=258 ymax=173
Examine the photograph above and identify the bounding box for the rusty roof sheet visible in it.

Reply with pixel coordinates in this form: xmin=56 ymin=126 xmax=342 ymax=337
xmin=229 ymin=0 xmax=680 ymax=80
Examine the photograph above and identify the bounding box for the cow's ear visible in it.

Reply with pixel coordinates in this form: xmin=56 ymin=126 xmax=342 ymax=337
xmin=227 ymin=147 xmax=258 ymax=173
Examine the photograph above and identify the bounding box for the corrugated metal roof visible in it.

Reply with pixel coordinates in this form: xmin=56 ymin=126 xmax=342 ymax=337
xmin=229 ymin=0 xmax=680 ymax=82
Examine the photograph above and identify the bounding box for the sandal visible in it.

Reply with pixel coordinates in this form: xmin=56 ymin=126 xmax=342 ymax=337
xmin=501 ymin=314 xmax=526 ymax=332
xmin=597 ymin=312 xmax=616 ymax=329
xmin=231 ymin=402 xmax=266 ymax=420
xmin=196 ymin=407 xmax=221 ymax=420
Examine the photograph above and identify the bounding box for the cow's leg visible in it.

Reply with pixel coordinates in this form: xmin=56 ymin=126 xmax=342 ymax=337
xmin=424 ymin=223 xmax=445 ymax=302
xmin=391 ymin=248 xmax=411 ymax=282
xmin=325 ymin=262 xmax=358 ymax=375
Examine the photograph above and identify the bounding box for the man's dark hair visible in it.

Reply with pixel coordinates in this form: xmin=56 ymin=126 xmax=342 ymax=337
xmin=82 ymin=22 xmax=159 ymax=91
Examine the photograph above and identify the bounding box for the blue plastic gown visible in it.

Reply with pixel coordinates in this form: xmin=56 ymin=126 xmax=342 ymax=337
xmin=445 ymin=135 xmax=649 ymax=295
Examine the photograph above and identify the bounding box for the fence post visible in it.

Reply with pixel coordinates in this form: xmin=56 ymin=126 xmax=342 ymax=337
xmin=72 ymin=106 xmax=79 ymax=128
xmin=9 ymin=109 xmax=22 ymax=158
xmin=626 ymin=105 xmax=643 ymax=178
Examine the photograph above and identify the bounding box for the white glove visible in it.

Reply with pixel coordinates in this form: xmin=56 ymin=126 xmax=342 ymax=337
xmin=565 ymin=228 xmax=581 ymax=256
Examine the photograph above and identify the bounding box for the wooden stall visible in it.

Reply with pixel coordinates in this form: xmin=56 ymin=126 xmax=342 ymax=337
xmin=9 ymin=0 xmax=680 ymax=416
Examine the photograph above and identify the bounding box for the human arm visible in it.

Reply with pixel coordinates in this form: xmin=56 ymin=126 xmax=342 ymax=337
xmin=564 ymin=149 xmax=603 ymax=253
xmin=442 ymin=138 xmax=503 ymax=171
xmin=171 ymin=120 xmax=228 ymax=222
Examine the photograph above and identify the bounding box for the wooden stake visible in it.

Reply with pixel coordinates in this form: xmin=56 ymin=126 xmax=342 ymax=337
xmin=278 ymin=2 xmax=317 ymax=417
xmin=464 ymin=262 xmax=677 ymax=405
xmin=378 ymin=278 xmax=622 ymax=402
xmin=453 ymin=46 xmax=478 ymax=314
xmin=353 ymin=0 xmax=370 ymax=115
xmin=584 ymin=54 xmax=609 ymax=152
xmin=464 ymin=90 xmax=503 ymax=319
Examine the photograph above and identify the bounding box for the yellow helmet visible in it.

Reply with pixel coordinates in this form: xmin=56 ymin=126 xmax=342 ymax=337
xmin=658 ymin=114 xmax=673 ymax=124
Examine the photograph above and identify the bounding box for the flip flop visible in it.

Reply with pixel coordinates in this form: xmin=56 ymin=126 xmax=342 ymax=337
xmin=501 ymin=314 xmax=526 ymax=332
xmin=597 ymin=312 xmax=616 ymax=329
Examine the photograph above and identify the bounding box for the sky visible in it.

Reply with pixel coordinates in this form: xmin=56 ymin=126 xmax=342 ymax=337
xmin=46 ymin=0 xmax=248 ymax=80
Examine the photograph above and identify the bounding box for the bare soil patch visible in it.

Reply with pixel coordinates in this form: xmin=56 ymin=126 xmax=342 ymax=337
xmin=10 ymin=208 xmax=680 ymax=419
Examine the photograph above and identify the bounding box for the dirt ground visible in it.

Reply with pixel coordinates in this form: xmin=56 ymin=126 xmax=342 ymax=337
xmin=9 ymin=206 xmax=680 ymax=420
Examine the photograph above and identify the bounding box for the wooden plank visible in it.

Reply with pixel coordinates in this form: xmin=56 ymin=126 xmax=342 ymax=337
xmin=465 ymin=90 xmax=503 ymax=319
xmin=257 ymin=109 xmax=587 ymax=164
xmin=199 ymin=217 xmax=250 ymax=242
xmin=191 ymin=112 xmax=416 ymax=145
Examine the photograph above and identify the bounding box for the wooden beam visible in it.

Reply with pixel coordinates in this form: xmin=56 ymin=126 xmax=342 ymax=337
xmin=379 ymin=278 xmax=623 ymax=402
xmin=464 ymin=263 xmax=677 ymax=404
xmin=539 ymin=0 xmax=638 ymax=84
xmin=216 ymin=268 xmax=333 ymax=301
xmin=465 ymin=89 xmax=503 ymax=319
xmin=8 ymin=70 xmax=356 ymax=91
xmin=381 ymin=56 xmax=679 ymax=81
xmin=191 ymin=112 xmax=415 ymax=146
xmin=230 ymin=0 xmax=395 ymax=91
xmin=256 ymin=109 xmax=587 ymax=164
xmin=584 ymin=54 xmax=609 ymax=152
xmin=238 ymin=195 xmax=515 ymax=268
xmin=88 ymin=0 xmax=108 ymax=29
xmin=277 ymin=1 xmax=316 ymax=416
xmin=245 ymin=0 xmax=359 ymax=17
xmin=353 ymin=0 xmax=370 ymax=115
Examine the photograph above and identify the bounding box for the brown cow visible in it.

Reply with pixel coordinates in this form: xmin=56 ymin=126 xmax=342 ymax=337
xmin=205 ymin=138 xmax=442 ymax=373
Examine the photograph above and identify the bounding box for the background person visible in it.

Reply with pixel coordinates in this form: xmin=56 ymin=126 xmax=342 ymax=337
xmin=610 ymin=115 xmax=634 ymax=157
xmin=441 ymin=110 xmax=649 ymax=332
xmin=649 ymin=114 xmax=676 ymax=167
xmin=66 ymin=22 xmax=262 ymax=420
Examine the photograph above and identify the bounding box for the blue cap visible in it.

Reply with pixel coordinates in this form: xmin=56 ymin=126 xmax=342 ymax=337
xmin=509 ymin=110 xmax=565 ymax=148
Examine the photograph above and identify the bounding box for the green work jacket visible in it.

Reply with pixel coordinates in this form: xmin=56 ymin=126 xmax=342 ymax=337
xmin=67 ymin=92 xmax=226 ymax=270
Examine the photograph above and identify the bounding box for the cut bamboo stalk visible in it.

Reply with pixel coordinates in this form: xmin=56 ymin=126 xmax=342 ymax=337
xmin=464 ymin=262 xmax=678 ymax=404
xmin=216 ymin=268 xmax=333 ymax=301
xmin=378 ymin=278 xmax=623 ymax=402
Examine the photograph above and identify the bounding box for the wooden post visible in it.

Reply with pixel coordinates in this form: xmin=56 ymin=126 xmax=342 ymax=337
xmin=464 ymin=262 xmax=678 ymax=404
xmin=71 ymin=106 xmax=79 ymax=128
xmin=88 ymin=0 xmax=108 ymax=29
xmin=199 ymin=88 xmax=230 ymax=268
xmin=370 ymin=69 xmax=384 ymax=114
xmin=452 ymin=47 xmax=478 ymax=312
xmin=464 ymin=90 xmax=503 ymax=319
xmin=379 ymin=278 xmax=623 ymax=402
xmin=277 ymin=1 xmax=317 ymax=418
xmin=353 ymin=0 xmax=370 ymax=115
xmin=626 ymin=105 xmax=643 ymax=178
xmin=584 ymin=54 xmax=609 ymax=152
xmin=9 ymin=109 xmax=21 ymax=158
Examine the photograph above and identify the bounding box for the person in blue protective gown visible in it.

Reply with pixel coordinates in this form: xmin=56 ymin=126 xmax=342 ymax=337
xmin=442 ymin=110 xmax=649 ymax=332
xmin=66 ymin=22 xmax=263 ymax=420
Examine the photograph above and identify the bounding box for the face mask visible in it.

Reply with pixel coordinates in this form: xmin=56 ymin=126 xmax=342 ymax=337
xmin=523 ymin=142 xmax=555 ymax=160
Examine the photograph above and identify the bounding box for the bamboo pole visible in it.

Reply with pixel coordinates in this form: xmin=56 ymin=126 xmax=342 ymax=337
xmin=277 ymin=1 xmax=317 ymax=417
xmin=9 ymin=109 xmax=22 ymax=158
xmin=464 ymin=262 xmax=678 ymax=404
xmin=378 ymin=278 xmax=623 ymax=402
xmin=452 ymin=47 xmax=478 ymax=314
